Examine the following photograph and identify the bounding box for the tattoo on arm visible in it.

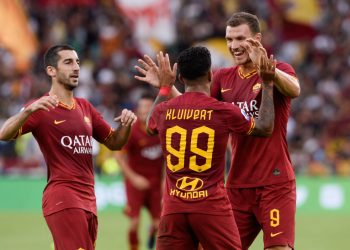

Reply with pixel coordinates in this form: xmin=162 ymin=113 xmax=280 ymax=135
xmin=251 ymin=83 xmax=274 ymax=136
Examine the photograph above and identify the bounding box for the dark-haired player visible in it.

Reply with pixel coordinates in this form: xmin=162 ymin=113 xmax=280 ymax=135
xmin=136 ymin=12 xmax=300 ymax=250
xmin=115 ymin=93 xmax=164 ymax=250
xmin=0 ymin=44 xmax=137 ymax=250
xmin=145 ymin=47 xmax=276 ymax=250
xmin=212 ymin=12 xmax=299 ymax=250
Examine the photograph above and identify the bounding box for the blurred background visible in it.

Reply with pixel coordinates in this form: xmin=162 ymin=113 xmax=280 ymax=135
xmin=0 ymin=0 xmax=349 ymax=249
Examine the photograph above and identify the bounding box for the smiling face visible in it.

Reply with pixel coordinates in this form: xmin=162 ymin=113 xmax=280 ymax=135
xmin=225 ymin=23 xmax=261 ymax=66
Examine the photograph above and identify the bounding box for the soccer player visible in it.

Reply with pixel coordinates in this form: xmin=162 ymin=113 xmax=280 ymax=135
xmin=145 ymin=47 xmax=276 ymax=250
xmin=0 ymin=44 xmax=137 ymax=250
xmin=115 ymin=93 xmax=164 ymax=250
xmin=136 ymin=12 xmax=300 ymax=250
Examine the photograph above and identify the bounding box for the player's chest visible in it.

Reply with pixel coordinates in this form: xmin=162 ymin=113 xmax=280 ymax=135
xmin=220 ymin=74 xmax=262 ymax=117
xmin=40 ymin=107 xmax=93 ymax=135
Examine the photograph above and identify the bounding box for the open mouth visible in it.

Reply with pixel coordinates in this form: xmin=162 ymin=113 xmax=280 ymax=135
xmin=234 ymin=50 xmax=245 ymax=57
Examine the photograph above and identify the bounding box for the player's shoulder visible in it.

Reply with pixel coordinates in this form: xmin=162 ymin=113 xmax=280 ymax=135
xmin=74 ymin=97 xmax=96 ymax=110
xmin=205 ymin=95 xmax=233 ymax=111
xmin=24 ymin=98 xmax=39 ymax=107
xmin=74 ymin=97 xmax=90 ymax=105
xmin=150 ymin=100 xmax=169 ymax=117
xmin=214 ymin=65 xmax=239 ymax=77
xmin=276 ymin=61 xmax=296 ymax=74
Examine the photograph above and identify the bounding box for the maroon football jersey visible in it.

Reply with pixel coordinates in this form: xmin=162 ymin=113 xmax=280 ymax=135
xmin=148 ymin=92 xmax=254 ymax=216
xmin=123 ymin=119 xmax=164 ymax=186
xmin=16 ymin=97 xmax=112 ymax=216
xmin=211 ymin=62 xmax=296 ymax=188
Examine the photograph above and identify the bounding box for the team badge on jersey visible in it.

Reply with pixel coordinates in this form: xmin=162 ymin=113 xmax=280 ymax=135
xmin=252 ymin=83 xmax=262 ymax=93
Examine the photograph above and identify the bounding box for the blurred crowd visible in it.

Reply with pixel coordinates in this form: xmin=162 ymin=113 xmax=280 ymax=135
xmin=0 ymin=0 xmax=349 ymax=176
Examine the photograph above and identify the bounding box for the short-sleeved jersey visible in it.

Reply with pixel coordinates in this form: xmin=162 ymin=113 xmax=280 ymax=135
xmin=123 ymin=119 xmax=164 ymax=186
xmin=16 ymin=96 xmax=112 ymax=216
xmin=148 ymin=92 xmax=254 ymax=216
xmin=211 ymin=62 xmax=296 ymax=188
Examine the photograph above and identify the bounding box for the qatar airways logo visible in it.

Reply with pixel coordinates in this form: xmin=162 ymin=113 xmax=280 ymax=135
xmin=233 ymin=100 xmax=259 ymax=118
xmin=61 ymin=135 xmax=93 ymax=154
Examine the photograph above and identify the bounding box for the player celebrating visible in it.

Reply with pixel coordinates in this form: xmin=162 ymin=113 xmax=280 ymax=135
xmin=213 ymin=12 xmax=299 ymax=250
xmin=145 ymin=47 xmax=276 ymax=250
xmin=136 ymin=12 xmax=300 ymax=250
xmin=0 ymin=44 xmax=137 ymax=250
xmin=115 ymin=93 xmax=164 ymax=250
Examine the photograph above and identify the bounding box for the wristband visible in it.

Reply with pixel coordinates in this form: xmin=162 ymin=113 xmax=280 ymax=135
xmin=159 ymin=86 xmax=171 ymax=96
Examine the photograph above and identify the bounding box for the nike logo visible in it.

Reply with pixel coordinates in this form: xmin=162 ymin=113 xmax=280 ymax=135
xmin=270 ymin=232 xmax=283 ymax=237
xmin=54 ymin=120 xmax=66 ymax=125
xmin=221 ymin=88 xmax=231 ymax=93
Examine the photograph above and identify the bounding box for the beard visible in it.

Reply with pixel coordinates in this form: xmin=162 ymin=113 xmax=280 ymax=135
xmin=57 ymin=72 xmax=78 ymax=90
xmin=231 ymin=51 xmax=251 ymax=66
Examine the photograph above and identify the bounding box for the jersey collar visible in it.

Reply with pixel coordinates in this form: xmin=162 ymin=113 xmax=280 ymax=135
xmin=238 ymin=66 xmax=257 ymax=79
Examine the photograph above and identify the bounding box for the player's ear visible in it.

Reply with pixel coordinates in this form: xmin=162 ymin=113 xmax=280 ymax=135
xmin=46 ymin=66 xmax=56 ymax=77
xmin=255 ymin=32 xmax=262 ymax=42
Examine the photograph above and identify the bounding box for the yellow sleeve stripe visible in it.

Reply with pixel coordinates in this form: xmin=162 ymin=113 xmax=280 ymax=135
xmin=11 ymin=127 xmax=22 ymax=140
xmin=247 ymin=118 xmax=255 ymax=135
xmin=103 ymin=128 xmax=114 ymax=142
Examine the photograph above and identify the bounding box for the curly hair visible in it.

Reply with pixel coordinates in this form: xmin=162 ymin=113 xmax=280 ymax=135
xmin=177 ymin=46 xmax=211 ymax=81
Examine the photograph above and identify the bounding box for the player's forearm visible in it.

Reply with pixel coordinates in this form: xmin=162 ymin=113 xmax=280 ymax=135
xmin=170 ymin=86 xmax=181 ymax=98
xmin=115 ymin=152 xmax=135 ymax=180
xmin=274 ymin=69 xmax=300 ymax=98
xmin=252 ymin=82 xmax=274 ymax=137
xmin=105 ymin=126 xmax=131 ymax=150
xmin=0 ymin=108 xmax=32 ymax=141
xmin=146 ymin=94 xmax=168 ymax=135
xmin=119 ymin=162 xmax=136 ymax=181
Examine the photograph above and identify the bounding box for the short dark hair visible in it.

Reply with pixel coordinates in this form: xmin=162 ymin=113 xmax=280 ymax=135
xmin=44 ymin=44 xmax=75 ymax=68
xmin=177 ymin=46 xmax=211 ymax=81
xmin=226 ymin=12 xmax=260 ymax=34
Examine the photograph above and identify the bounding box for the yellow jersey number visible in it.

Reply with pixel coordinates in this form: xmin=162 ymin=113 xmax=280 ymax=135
xmin=166 ymin=125 xmax=215 ymax=172
xmin=270 ymin=209 xmax=280 ymax=227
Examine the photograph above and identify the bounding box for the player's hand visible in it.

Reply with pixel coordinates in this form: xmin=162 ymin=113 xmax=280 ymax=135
xmin=242 ymin=38 xmax=267 ymax=69
xmin=114 ymin=109 xmax=137 ymax=127
xmin=134 ymin=55 xmax=160 ymax=88
xmin=156 ymin=51 xmax=177 ymax=88
xmin=26 ymin=95 xmax=59 ymax=113
xmin=259 ymin=54 xmax=276 ymax=85
xmin=132 ymin=174 xmax=151 ymax=190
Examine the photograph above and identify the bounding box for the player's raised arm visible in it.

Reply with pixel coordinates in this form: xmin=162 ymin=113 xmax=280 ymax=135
xmin=274 ymin=67 xmax=300 ymax=98
xmin=146 ymin=52 xmax=177 ymax=135
xmin=0 ymin=95 xmax=59 ymax=141
xmin=104 ymin=109 xmax=137 ymax=150
xmin=250 ymin=54 xmax=275 ymax=137
xmin=135 ymin=54 xmax=181 ymax=99
xmin=244 ymin=38 xmax=299 ymax=98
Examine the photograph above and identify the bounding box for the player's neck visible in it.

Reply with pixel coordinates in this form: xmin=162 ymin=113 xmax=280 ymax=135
xmin=185 ymin=85 xmax=210 ymax=95
xmin=239 ymin=61 xmax=257 ymax=75
xmin=49 ymin=86 xmax=74 ymax=107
